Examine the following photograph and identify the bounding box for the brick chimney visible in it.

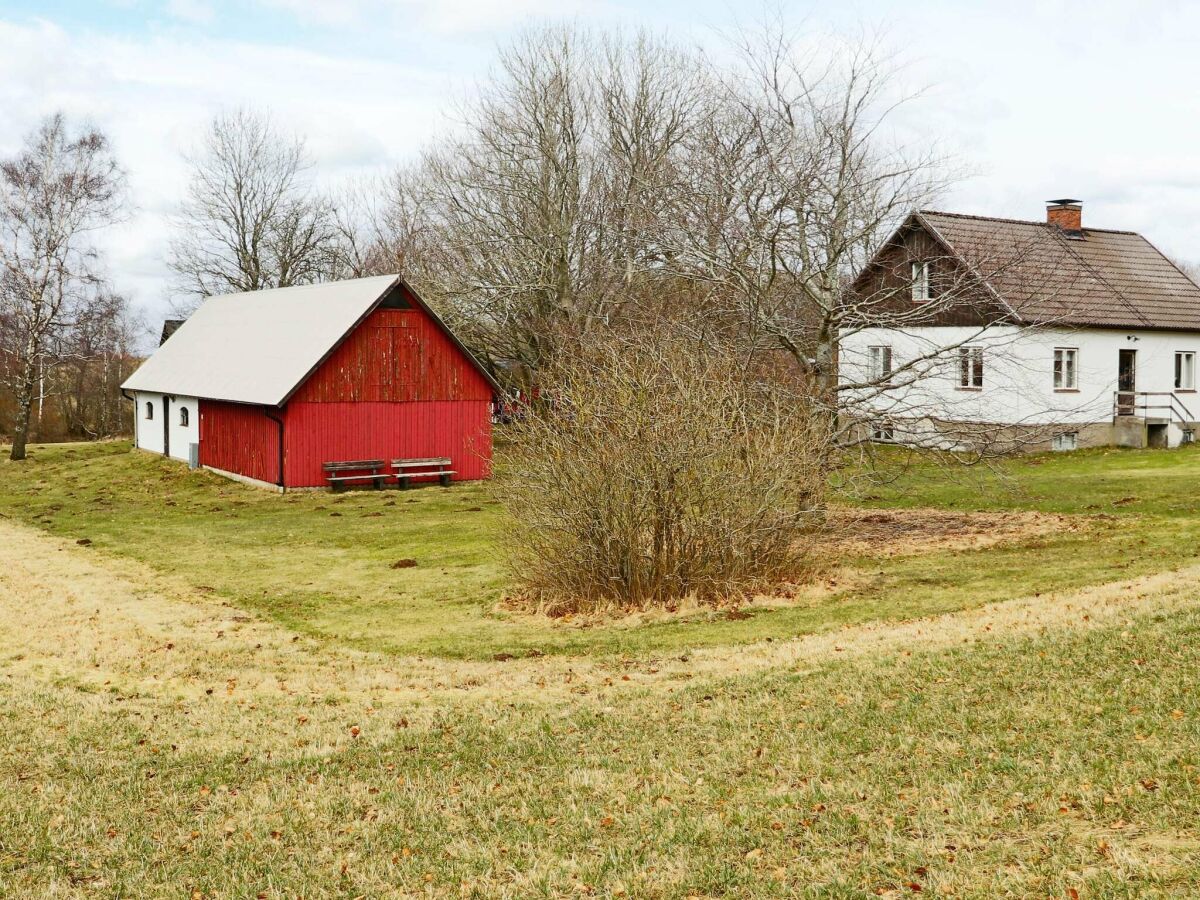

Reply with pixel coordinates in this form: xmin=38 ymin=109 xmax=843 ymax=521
xmin=1046 ymin=198 xmax=1083 ymax=234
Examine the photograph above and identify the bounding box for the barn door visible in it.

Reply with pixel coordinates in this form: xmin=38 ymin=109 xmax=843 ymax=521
xmin=162 ymin=396 xmax=171 ymax=457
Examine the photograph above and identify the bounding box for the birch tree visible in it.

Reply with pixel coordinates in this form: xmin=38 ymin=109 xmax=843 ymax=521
xmin=0 ymin=114 xmax=125 ymax=461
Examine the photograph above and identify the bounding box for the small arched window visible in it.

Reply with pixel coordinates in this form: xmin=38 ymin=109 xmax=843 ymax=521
xmin=179 ymin=407 xmax=190 ymax=427
xmin=145 ymin=401 xmax=154 ymax=420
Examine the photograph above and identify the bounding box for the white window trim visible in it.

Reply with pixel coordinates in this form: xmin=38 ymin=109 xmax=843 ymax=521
xmin=868 ymin=345 xmax=893 ymax=383
xmin=957 ymin=346 xmax=984 ymax=389
xmin=911 ymin=261 xmax=930 ymax=302
xmin=1052 ymin=431 xmax=1079 ymax=452
xmin=1053 ymin=347 xmax=1079 ymax=391
xmin=1175 ymin=351 xmax=1196 ymax=391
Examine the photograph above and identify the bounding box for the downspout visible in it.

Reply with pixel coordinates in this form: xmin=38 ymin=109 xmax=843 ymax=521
xmin=120 ymin=389 xmax=136 ymax=447
xmin=264 ymin=407 xmax=285 ymax=491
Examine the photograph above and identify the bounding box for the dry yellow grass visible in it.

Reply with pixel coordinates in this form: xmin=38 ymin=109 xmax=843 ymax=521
xmin=3 ymin=518 xmax=1200 ymax=896
xmin=1 ymin=518 xmax=1188 ymax=710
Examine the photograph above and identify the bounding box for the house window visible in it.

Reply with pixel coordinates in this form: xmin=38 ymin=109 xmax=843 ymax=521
xmin=145 ymin=401 xmax=154 ymax=420
xmin=1053 ymin=348 xmax=1078 ymax=390
xmin=871 ymin=423 xmax=895 ymax=442
xmin=911 ymin=261 xmax=931 ymax=302
xmin=1053 ymin=431 xmax=1079 ymax=452
xmin=1175 ymin=352 xmax=1196 ymax=390
xmin=868 ymin=345 xmax=893 ymax=382
xmin=958 ymin=347 xmax=984 ymax=389
xmin=179 ymin=407 xmax=190 ymax=427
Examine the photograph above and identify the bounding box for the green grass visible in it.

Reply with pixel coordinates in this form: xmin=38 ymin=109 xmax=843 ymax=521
xmin=863 ymin=444 xmax=1200 ymax=516
xmin=2 ymin=441 xmax=1200 ymax=660
xmin=3 ymin=441 xmax=1200 ymax=894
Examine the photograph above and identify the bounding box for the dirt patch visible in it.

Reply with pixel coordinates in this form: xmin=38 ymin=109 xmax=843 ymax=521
xmin=819 ymin=507 xmax=1091 ymax=558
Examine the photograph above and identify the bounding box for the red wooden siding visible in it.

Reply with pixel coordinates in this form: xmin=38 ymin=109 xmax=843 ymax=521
xmin=199 ymin=400 xmax=280 ymax=485
xmin=288 ymin=306 xmax=493 ymax=403
xmin=282 ymin=400 xmax=492 ymax=487
xmin=198 ymin=296 xmax=494 ymax=489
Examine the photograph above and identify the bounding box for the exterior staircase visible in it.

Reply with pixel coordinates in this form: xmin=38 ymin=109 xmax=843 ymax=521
xmin=1112 ymin=392 xmax=1198 ymax=448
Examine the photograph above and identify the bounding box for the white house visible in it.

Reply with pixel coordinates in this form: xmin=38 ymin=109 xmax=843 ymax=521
xmin=841 ymin=200 xmax=1200 ymax=450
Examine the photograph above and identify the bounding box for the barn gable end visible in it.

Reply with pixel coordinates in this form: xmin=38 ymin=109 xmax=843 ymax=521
xmin=288 ymin=289 xmax=493 ymax=404
xmin=279 ymin=286 xmax=494 ymax=487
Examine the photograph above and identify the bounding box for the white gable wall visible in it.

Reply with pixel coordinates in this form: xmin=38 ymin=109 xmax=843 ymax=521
xmin=133 ymin=391 xmax=200 ymax=463
xmin=840 ymin=325 xmax=1200 ymax=443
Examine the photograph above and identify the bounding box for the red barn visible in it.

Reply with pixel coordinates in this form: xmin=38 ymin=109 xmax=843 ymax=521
xmin=122 ymin=275 xmax=499 ymax=490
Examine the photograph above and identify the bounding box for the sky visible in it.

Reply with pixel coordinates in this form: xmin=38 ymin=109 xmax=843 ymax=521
xmin=5 ymin=0 xmax=1200 ymax=335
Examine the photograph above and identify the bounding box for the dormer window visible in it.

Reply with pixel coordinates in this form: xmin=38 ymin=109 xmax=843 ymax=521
xmin=911 ymin=261 xmax=931 ymax=302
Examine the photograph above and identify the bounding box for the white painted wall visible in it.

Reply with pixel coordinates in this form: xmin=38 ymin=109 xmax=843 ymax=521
xmin=839 ymin=325 xmax=1200 ymax=445
xmin=133 ymin=391 xmax=199 ymax=463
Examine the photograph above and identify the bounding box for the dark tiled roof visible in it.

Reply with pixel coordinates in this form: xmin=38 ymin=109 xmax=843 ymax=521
xmin=159 ymin=319 xmax=185 ymax=345
xmin=917 ymin=210 xmax=1200 ymax=330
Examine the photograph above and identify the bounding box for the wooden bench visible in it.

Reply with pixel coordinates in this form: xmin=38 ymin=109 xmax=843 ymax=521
xmin=323 ymin=459 xmax=387 ymax=490
xmin=391 ymin=457 xmax=455 ymax=488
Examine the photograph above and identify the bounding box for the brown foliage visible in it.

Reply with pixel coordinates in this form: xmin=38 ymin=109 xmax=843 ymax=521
xmin=496 ymin=320 xmax=828 ymax=615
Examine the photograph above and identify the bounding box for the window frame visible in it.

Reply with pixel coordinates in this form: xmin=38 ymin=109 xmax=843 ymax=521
xmin=910 ymin=261 xmax=931 ymax=302
xmin=1053 ymin=347 xmax=1079 ymax=391
xmin=1175 ymin=351 xmax=1196 ymax=392
xmin=871 ymin=423 xmax=895 ymax=443
xmin=868 ymin=345 xmax=894 ymax=383
xmin=145 ymin=401 xmax=154 ymax=420
xmin=957 ymin=346 xmax=984 ymax=390
xmin=1052 ymin=431 xmax=1079 ymax=452
xmin=179 ymin=406 xmax=190 ymax=427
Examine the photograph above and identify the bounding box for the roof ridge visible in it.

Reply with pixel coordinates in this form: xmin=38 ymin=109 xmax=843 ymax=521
xmin=918 ymin=209 xmax=1140 ymax=236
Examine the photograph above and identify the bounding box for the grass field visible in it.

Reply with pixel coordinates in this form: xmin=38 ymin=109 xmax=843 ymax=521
xmin=1 ymin=441 xmax=1199 ymax=896
xmin=1 ymin=441 xmax=1198 ymax=660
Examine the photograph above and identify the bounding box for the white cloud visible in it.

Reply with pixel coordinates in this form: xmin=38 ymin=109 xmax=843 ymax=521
xmin=166 ymin=0 xmax=216 ymax=25
xmin=0 ymin=16 xmax=453 ymax=323
xmin=7 ymin=0 xmax=1200 ymax=334
xmin=253 ymin=0 xmax=591 ymax=34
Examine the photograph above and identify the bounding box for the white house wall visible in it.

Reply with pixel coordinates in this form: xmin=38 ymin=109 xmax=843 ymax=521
xmin=840 ymin=325 xmax=1200 ymax=437
xmin=133 ymin=391 xmax=200 ymax=463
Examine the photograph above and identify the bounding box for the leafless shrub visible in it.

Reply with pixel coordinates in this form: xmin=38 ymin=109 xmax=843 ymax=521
xmin=496 ymin=315 xmax=828 ymax=615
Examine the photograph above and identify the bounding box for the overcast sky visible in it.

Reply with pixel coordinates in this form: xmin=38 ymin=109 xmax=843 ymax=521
xmin=4 ymin=0 xmax=1200 ymax=332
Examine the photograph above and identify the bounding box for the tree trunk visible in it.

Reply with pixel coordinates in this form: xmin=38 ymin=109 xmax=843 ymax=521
xmin=9 ymin=333 xmax=40 ymax=460
xmin=9 ymin=369 xmax=35 ymax=461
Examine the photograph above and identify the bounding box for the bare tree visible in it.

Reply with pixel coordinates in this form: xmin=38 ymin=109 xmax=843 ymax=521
xmin=52 ymin=290 xmax=141 ymax=439
xmin=655 ymin=27 xmax=945 ymax=395
xmin=0 ymin=114 xmax=125 ymax=460
xmin=384 ymin=26 xmax=704 ymax=384
xmin=168 ymin=109 xmax=338 ymax=307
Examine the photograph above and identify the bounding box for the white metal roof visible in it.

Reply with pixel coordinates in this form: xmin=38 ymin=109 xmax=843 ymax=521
xmin=122 ymin=275 xmax=401 ymax=406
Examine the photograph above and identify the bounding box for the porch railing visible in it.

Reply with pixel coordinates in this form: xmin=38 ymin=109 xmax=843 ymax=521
xmin=1113 ymin=391 xmax=1196 ymax=423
